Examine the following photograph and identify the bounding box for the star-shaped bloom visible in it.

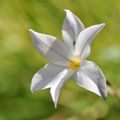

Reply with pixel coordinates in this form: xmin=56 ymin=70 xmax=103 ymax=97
xmin=29 ymin=10 xmax=107 ymax=108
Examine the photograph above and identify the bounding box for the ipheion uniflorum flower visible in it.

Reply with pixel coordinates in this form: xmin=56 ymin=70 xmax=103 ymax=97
xmin=29 ymin=9 xmax=107 ymax=108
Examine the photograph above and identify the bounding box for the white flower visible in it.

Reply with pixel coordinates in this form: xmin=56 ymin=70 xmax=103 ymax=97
xmin=29 ymin=10 xmax=107 ymax=108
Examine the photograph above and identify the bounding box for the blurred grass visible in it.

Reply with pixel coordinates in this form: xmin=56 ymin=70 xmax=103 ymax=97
xmin=0 ymin=0 xmax=120 ymax=120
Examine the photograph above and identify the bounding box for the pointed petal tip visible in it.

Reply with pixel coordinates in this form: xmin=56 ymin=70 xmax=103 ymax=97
xmin=101 ymin=94 xmax=107 ymax=100
xmin=31 ymin=85 xmax=35 ymax=93
xmin=29 ymin=29 xmax=34 ymax=33
xmin=98 ymin=23 xmax=106 ymax=28
xmin=31 ymin=87 xmax=34 ymax=93
xmin=31 ymin=83 xmax=36 ymax=93
xmin=51 ymin=96 xmax=58 ymax=109
xmin=54 ymin=103 xmax=58 ymax=109
xmin=29 ymin=29 xmax=35 ymax=36
xmin=99 ymin=91 xmax=107 ymax=100
xmin=29 ymin=29 xmax=37 ymax=35
xmin=64 ymin=9 xmax=69 ymax=12
xmin=29 ymin=29 xmax=39 ymax=40
xmin=98 ymin=83 xmax=107 ymax=100
xmin=31 ymin=87 xmax=38 ymax=93
xmin=101 ymin=23 xmax=106 ymax=26
xmin=64 ymin=9 xmax=71 ymax=14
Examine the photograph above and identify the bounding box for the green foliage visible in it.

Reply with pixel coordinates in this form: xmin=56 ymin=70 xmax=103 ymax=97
xmin=0 ymin=0 xmax=120 ymax=119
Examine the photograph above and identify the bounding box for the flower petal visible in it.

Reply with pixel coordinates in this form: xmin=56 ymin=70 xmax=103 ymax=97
xmin=74 ymin=60 xmax=107 ymax=98
xmin=50 ymin=69 xmax=73 ymax=108
xmin=31 ymin=63 xmax=65 ymax=92
xmin=80 ymin=45 xmax=91 ymax=60
xmin=62 ymin=10 xmax=85 ymax=52
xmin=29 ymin=29 xmax=72 ymax=66
xmin=74 ymin=23 xmax=105 ymax=59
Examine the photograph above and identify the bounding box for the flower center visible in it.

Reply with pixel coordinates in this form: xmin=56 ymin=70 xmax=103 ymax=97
xmin=69 ymin=58 xmax=81 ymax=71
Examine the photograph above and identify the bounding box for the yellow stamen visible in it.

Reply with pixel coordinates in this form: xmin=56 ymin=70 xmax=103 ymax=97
xmin=69 ymin=58 xmax=81 ymax=71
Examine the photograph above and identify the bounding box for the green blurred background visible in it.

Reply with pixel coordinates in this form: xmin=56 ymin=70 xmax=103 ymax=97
xmin=0 ymin=0 xmax=120 ymax=120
